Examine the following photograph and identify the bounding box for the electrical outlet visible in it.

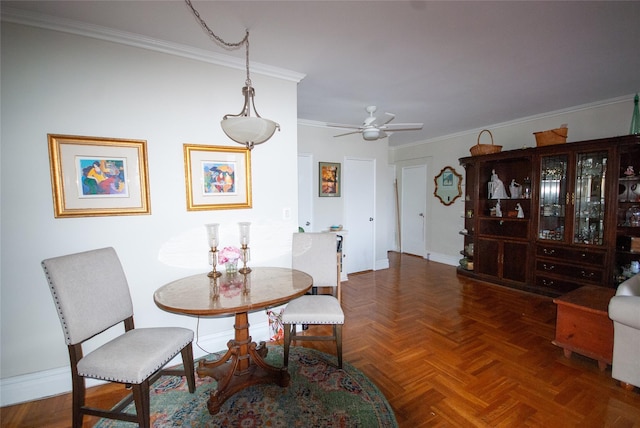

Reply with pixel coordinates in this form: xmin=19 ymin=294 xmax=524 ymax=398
xmin=283 ymin=207 xmax=291 ymax=220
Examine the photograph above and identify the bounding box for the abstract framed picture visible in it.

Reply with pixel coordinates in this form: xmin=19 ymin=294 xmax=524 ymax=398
xmin=184 ymin=144 xmax=252 ymax=211
xmin=319 ymin=162 xmax=341 ymax=197
xmin=47 ymin=134 xmax=151 ymax=218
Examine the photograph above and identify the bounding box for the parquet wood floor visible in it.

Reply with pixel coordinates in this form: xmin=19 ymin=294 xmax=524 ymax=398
xmin=2 ymin=252 xmax=639 ymax=427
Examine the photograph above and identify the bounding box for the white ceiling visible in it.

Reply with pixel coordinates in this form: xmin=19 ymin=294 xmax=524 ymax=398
xmin=3 ymin=1 xmax=639 ymax=147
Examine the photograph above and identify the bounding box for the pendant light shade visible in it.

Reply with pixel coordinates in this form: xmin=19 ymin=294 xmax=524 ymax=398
xmin=221 ymin=86 xmax=280 ymax=149
xmin=221 ymin=117 xmax=279 ymax=148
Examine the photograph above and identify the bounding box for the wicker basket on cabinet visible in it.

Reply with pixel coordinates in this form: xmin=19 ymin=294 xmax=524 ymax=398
xmin=470 ymin=129 xmax=502 ymax=156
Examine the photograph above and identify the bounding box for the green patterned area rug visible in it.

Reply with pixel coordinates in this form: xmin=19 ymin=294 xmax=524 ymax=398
xmin=95 ymin=346 xmax=398 ymax=427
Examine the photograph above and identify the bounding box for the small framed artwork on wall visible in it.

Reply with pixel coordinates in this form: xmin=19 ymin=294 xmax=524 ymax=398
xmin=184 ymin=144 xmax=252 ymax=211
xmin=319 ymin=162 xmax=341 ymax=197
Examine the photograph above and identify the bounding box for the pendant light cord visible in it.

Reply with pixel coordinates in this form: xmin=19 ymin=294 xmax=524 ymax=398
xmin=184 ymin=0 xmax=252 ymax=86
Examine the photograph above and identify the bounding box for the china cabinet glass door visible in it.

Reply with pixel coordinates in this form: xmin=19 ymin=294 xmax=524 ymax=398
xmin=573 ymin=152 xmax=607 ymax=245
xmin=539 ymin=155 xmax=568 ymax=241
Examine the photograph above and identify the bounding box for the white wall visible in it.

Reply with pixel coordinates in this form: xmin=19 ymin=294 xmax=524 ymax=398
xmin=391 ymin=97 xmax=635 ymax=265
xmin=297 ymin=124 xmax=394 ymax=270
xmin=0 ymin=22 xmax=301 ymax=404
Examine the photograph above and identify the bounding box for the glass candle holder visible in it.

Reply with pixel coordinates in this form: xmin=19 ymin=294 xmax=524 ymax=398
xmin=205 ymin=223 xmax=220 ymax=248
xmin=238 ymin=222 xmax=252 ymax=274
xmin=205 ymin=223 xmax=221 ymax=278
xmin=238 ymin=222 xmax=251 ymax=246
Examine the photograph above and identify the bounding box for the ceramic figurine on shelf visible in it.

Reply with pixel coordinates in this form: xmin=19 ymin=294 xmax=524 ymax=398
xmin=488 ymin=169 xmax=509 ymax=199
xmin=516 ymin=203 xmax=524 ymax=218
xmin=495 ymin=200 xmax=502 ymax=217
xmin=625 ymin=165 xmax=635 ymax=177
xmin=509 ymin=179 xmax=522 ymax=199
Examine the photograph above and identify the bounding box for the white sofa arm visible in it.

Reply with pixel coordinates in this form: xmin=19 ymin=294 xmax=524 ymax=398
xmin=616 ymin=273 xmax=640 ymax=296
xmin=609 ymin=296 xmax=640 ymax=329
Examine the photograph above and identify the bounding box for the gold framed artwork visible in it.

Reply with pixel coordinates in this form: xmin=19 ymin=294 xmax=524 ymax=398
xmin=319 ymin=162 xmax=341 ymax=197
xmin=184 ymin=144 xmax=252 ymax=211
xmin=47 ymin=134 xmax=151 ymax=218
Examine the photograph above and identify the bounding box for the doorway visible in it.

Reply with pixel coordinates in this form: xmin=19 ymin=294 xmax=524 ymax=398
xmin=344 ymin=157 xmax=375 ymax=273
xmin=401 ymin=164 xmax=427 ymax=257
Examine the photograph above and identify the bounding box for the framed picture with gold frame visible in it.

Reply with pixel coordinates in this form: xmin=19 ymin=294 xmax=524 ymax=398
xmin=47 ymin=134 xmax=151 ymax=218
xmin=433 ymin=166 xmax=463 ymax=206
xmin=184 ymin=144 xmax=252 ymax=211
xmin=319 ymin=162 xmax=341 ymax=197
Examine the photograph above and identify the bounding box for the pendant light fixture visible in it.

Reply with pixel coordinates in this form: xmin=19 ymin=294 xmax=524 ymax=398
xmin=185 ymin=0 xmax=280 ymax=150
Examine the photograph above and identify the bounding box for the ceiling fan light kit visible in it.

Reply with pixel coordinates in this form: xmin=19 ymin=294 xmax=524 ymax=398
xmin=328 ymin=106 xmax=423 ymax=142
xmin=362 ymin=128 xmax=380 ymax=140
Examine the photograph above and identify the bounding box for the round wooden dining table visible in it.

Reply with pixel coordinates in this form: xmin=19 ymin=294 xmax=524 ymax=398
xmin=153 ymin=267 xmax=312 ymax=415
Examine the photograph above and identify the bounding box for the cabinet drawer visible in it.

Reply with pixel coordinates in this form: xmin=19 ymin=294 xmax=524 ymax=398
xmin=535 ymin=275 xmax=582 ymax=293
xmin=478 ymin=219 xmax=528 ymax=239
xmin=536 ymin=244 xmax=605 ymax=265
xmin=535 ymin=260 xmax=604 ymax=284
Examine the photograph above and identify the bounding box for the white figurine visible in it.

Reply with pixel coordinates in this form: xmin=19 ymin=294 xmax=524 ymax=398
xmin=489 ymin=169 xmax=509 ymax=199
xmin=516 ymin=203 xmax=524 ymax=218
xmin=495 ymin=200 xmax=502 ymax=217
xmin=509 ymin=179 xmax=521 ymax=199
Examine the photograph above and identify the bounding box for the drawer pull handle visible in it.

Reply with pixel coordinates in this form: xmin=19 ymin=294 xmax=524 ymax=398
xmin=543 ymin=264 xmax=555 ymax=271
xmin=543 ymin=248 xmax=555 ymax=255
xmin=581 ymin=253 xmax=587 ymax=258
xmin=542 ymin=279 xmax=555 ymax=287
xmin=581 ymin=271 xmax=595 ymax=278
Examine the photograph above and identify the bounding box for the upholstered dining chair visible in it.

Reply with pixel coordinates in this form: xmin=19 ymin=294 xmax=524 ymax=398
xmin=41 ymin=247 xmax=196 ymax=428
xmin=282 ymin=233 xmax=344 ymax=368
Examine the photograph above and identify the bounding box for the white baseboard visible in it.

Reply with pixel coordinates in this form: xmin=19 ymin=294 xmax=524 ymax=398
xmin=0 ymin=322 xmax=271 ymax=407
xmin=428 ymin=252 xmax=459 ymax=267
xmin=375 ymin=257 xmax=389 ymax=270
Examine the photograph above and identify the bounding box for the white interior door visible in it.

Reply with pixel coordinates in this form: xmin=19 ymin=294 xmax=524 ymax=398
xmin=297 ymin=153 xmax=313 ymax=232
xmin=401 ymin=164 xmax=427 ymax=257
xmin=344 ymin=157 xmax=375 ymax=273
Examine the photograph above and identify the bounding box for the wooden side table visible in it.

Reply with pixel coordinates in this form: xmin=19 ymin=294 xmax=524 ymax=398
xmin=552 ymin=285 xmax=616 ymax=371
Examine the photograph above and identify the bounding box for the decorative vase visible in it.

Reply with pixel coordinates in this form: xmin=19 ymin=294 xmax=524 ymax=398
xmin=225 ymin=260 xmax=238 ymax=274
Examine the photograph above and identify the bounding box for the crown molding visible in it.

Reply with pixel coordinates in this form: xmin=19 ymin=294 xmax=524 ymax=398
xmin=1 ymin=7 xmax=305 ymax=83
xmin=388 ymin=94 xmax=634 ymax=150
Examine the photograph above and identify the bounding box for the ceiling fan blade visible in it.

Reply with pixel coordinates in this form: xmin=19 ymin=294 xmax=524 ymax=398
xmin=326 ymin=122 xmax=363 ymax=130
xmin=384 ymin=122 xmax=423 ymax=129
xmin=379 ymin=113 xmax=395 ymax=126
xmin=383 ymin=127 xmax=424 ymax=132
xmin=334 ymin=130 xmax=362 ymax=138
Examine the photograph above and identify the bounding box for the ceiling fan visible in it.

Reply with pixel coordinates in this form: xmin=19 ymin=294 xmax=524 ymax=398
xmin=328 ymin=106 xmax=424 ymax=141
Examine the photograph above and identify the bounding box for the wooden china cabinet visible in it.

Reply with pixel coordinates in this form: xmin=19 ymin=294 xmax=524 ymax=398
xmin=459 ymin=149 xmax=536 ymax=292
xmin=459 ymin=135 xmax=640 ymax=296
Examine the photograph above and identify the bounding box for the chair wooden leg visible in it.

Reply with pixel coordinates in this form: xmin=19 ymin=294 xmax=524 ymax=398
xmin=132 ymin=380 xmax=151 ymax=428
xmin=71 ymin=373 xmax=85 ymax=428
xmin=181 ymin=343 xmax=196 ymax=393
xmin=284 ymin=324 xmax=291 ymax=366
xmin=335 ymin=324 xmax=343 ymax=369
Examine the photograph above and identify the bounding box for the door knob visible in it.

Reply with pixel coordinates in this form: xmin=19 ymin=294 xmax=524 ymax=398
xmin=305 ymin=221 xmax=310 ymax=226
xmin=419 ymin=213 xmax=424 ymax=217
xmin=369 ymin=217 xmax=374 ymax=221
